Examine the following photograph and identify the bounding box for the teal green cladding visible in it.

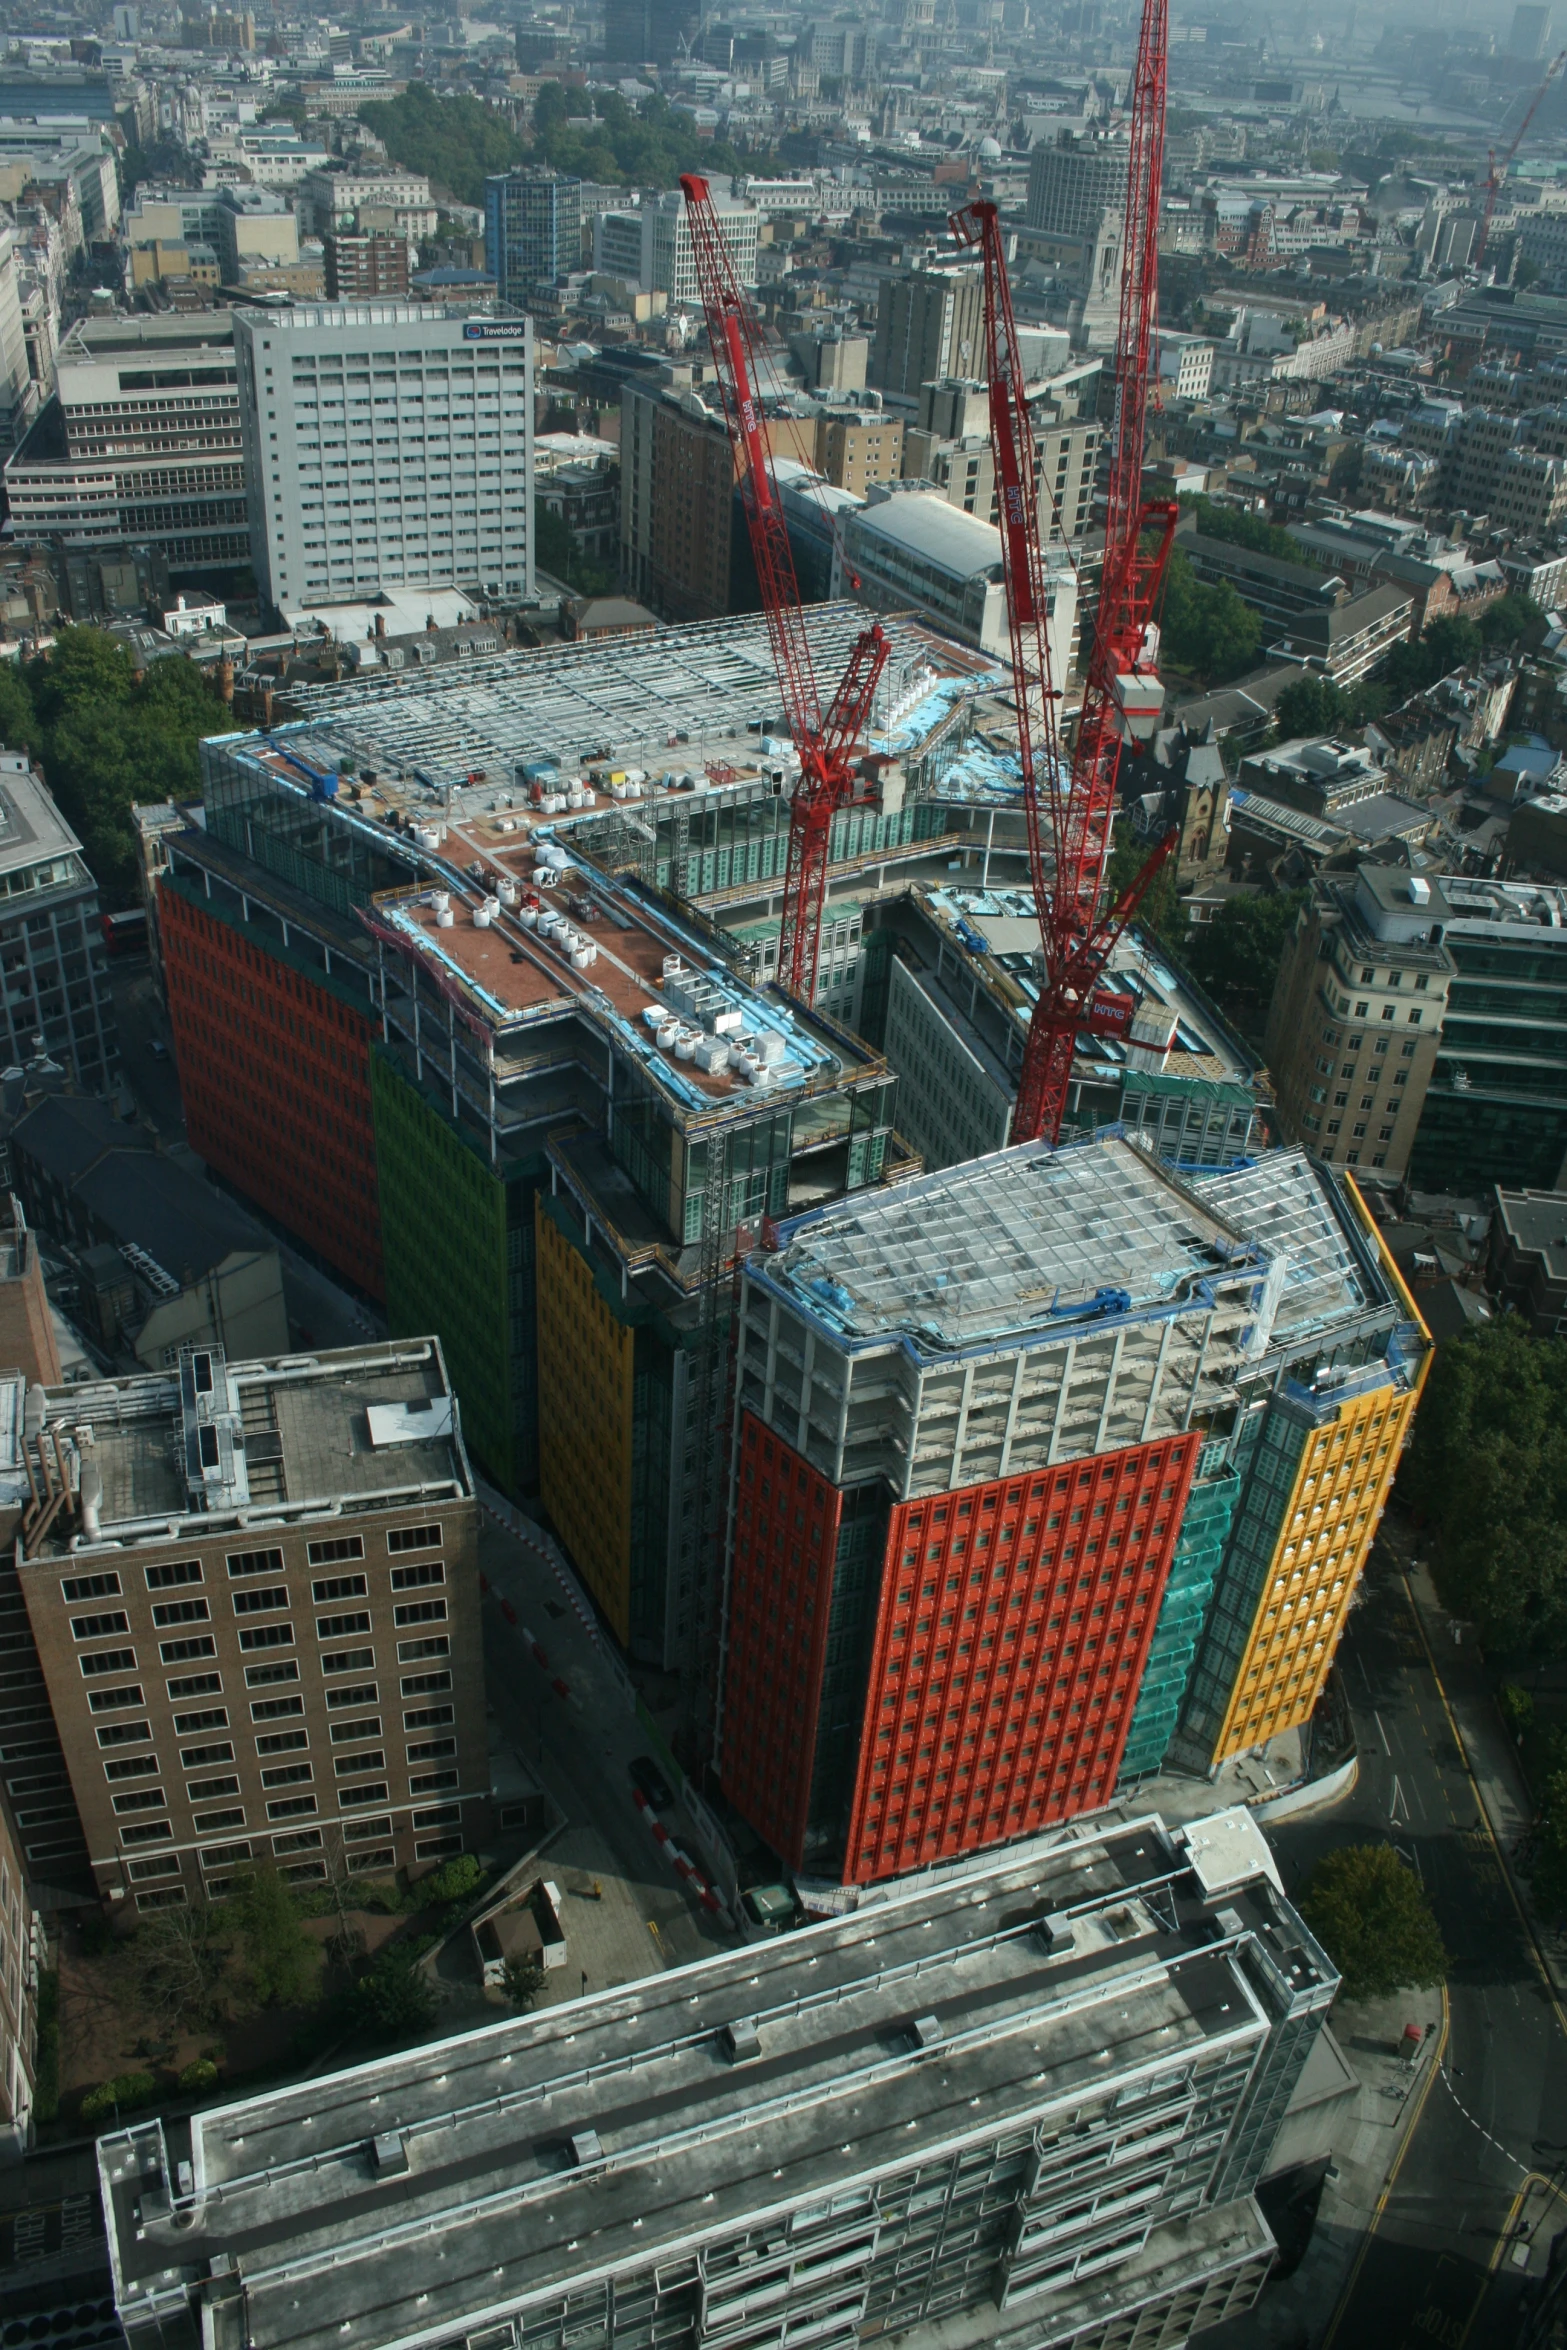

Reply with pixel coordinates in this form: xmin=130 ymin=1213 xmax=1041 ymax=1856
xmin=1117 ymin=1447 xmax=1239 ymax=1781
xmin=370 ymin=1044 xmax=541 ymax=1493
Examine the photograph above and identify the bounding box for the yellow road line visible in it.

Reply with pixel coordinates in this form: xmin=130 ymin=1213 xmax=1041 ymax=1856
xmin=1402 ymin=1573 xmax=1567 ymax=2045
xmin=1321 ymin=1979 xmax=1451 ymax=2350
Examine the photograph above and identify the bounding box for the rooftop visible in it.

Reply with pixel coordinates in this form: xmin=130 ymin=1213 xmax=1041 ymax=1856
xmin=25 ymin=1337 xmax=471 ymax=1558
xmin=851 ymin=487 xmax=1005 ymax=579
xmin=1191 ymin=1149 xmax=1392 ymax=1350
xmin=753 ymin=1131 xmax=1275 ymax=1358
xmin=99 ymin=1808 xmax=1330 ymax=2350
xmin=0 ymin=752 xmax=87 ymax=883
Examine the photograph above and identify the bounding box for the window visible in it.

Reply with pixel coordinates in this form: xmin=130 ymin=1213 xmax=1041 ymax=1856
xmin=393 ymin=1598 xmax=446 ymax=1627
xmin=187 ymin=1775 xmax=241 ymax=1802
xmin=227 ymin=1547 xmax=284 ymax=1579
xmin=245 ymin=1659 xmax=299 ymax=1688
xmin=323 ymin=1646 xmax=375 ymax=1675
xmin=104 ymin=1755 xmax=160 ymax=1783
xmin=390 ymin=1561 xmax=445 ymax=1592
xmin=239 ymin=1623 xmax=294 ymax=1652
xmin=233 ymin=1585 xmax=289 ymax=1614
xmin=61 ymin=1572 xmax=121 ymax=1602
xmin=326 ymin=1681 xmax=378 ymax=1709
xmin=261 ymin=1762 xmax=313 ymax=1788
xmin=398 ymin=1635 xmax=448 ymax=1663
xmin=388 ymin=1524 xmax=441 ymax=1552
xmin=152 ymin=1598 xmax=210 ymax=1628
xmin=266 ymin=1794 xmax=318 ymax=1820
xmin=80 ymin=1647 xmax=137 ymax=1677
xmin=167 ymin=1672 xmax=222 ymax=1700
xmin=312 ymin=1574 xmax=367 ymax=1603
xmin=407 ymin=1738 xmax=456 ymax=1763
xmin=173 ymin=1706 xmax=227 ymax=1735
xmin=180 ymin=1741 xmax=234 ymax=1768
xmin=72 ymin=1612 xmax=130 ymax=1641
xmin=340 ymin=1781 xmax=389 ymax=1807
xmin=97 ymin=1720 xmax=152 ymax=1748
xmin=404 ymin=1704 xmax=453 ymax=1730
xmin=120 ymin=1820 xmax=172 ymax=1847
xmin=160 ymin=1634 xmax=218 ymax=1665
xmin=145 ymin=1561 xmax=203 ymax=1590
xmin=256 ymin=1729 xmax=308 ymax=1756
xmin=194 ymin=1807 xmax=246 ymax=1833
xmin=330 ymin=1715 xmax=382 ymax=1743
xmin=307 ymin=1536 xmax=364 ymax=1566
xmin=272 ymin=1829 xmax=322 ymax=1856
xmin=400 ymin=1669 xmax=450 ymax=1696
xmin=88 ymin=1683 xmax=144 ymax=1712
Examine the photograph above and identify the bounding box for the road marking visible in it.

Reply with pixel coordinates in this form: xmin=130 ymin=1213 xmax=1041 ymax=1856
xmin=1390 ymin=1773 xmax=1409 ymax=1827
xmin=1375 ymin=1710 xmax=1392 ymax=1755
xmin=1438 ymin=2066 xmax=1530 ymax=2179
xmin=1322 ymin=1980 xmax=1451 ymax=2350
xmin=1402 ymin=1574 xmax=1567 ymax=2047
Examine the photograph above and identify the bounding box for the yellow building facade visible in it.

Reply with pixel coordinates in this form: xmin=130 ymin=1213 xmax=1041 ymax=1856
xmin=535 ymin=1200 xmax=636 ymax=1645
xmin=1197 ymin=1192 xmax=1432 ymax=1767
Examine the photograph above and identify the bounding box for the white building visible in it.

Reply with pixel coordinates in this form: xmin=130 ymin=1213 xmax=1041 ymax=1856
xmin=300 ymin=168 xmax=439 ymax=240
xmin=594 ymin=192 xmax=759 ymax=298
xmin=833 ymin=485 xmax=1077 ymax=676
xmin=233 ymin=304 xmax=535 ymax=614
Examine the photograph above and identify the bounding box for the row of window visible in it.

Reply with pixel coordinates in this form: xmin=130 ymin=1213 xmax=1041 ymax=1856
xmin=82 ymin=1652 xmax=454 ymax=1718
xmin=70 ymin=1565 xmax=442 ymax=1630
xmin=77 ymin=1605 xmax=448 ymax=1674
xmin=60 ymin=1524 xmax=441 ymax=1605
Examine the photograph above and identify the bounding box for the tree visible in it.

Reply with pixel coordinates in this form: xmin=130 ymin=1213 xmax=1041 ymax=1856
xmin=1104 ymin=826 xmax=1185 ymax=947
xmin=1477 ymin=592 xmax=1548 ymax=654
xmin=503 ymin=1955 xmax=546 ymax=2010
xmin=1158 ymin=550 xmax=1262 ymax=686
xmin=228 ymin=1867 xmax=317 ymax=2009
xmin=1298 ymin=1844 xmax=1446 ymax=2000
xmin=114 ymin=1898 xmax=230 ymax=2035
xmin=353 ymin=1951 xmax=438 ymax=2037
xmin=1272 ymin=673 xmax=1349 ymax=742
xmin=0 ymin=661 xmax=38 ymax=756
xmin=1401 ymin=1317 xmax=1567 ymax=1651
xmin=1183 ymin=888 xmax=1308 ymax=1014
xmin=1187 ymin=495 xmax=1310 ymax=566
xmin=1531 ymin=1767 xmax=1567 ymax=1921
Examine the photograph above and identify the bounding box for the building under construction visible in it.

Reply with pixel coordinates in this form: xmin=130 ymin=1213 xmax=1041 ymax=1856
xmin=718 ymin=1132 xmax=1428 ymax=1885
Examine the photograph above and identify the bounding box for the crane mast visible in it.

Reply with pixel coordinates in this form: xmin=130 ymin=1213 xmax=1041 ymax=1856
xmin=680 ymin=175 xmax=888 ymax=1004
xmin=953 ymin=0 xmax=1179 ymax=1146
xmin=1477 ymin=47 xmax=1566 ymax=270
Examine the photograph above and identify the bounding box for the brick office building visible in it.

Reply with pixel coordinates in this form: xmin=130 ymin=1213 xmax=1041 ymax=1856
xmin=720 ymin=1137 xmax=1278 ymax=1883
xmin=17 ymin=1339 xmax=485 ymax=1913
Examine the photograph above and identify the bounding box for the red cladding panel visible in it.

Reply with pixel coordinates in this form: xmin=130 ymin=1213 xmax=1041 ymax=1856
xmin=842 ymin=1432 xmax=1200 ymax=1884
xmin=719 ymin=1411 xmax=844 ymax=1869
xmin=161 ymin=881 xmax=384 ymax=1300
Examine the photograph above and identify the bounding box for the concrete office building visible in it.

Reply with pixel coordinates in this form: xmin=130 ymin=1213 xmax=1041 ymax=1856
xmin=484 ymin=169 xmax=582 ymax=307
xmin=15 ymin=1338 xmax=485 ymax=1914
xmin=871 ymin=268 xmax=986 ymax=403
xmin=1266 ymin=865 xmax=1452 ymax=1180
xmin=1026 ymin=130 xmax=1130 ymax=242
xmin=300 ymin=170 xmax=437 ymax=242
xmin=0 ymin=752 xmax=118 ymax=1092
xmin=232 ymin=304 xmax=535 ymax=614
xmin=3 ymin=312 xmax=247 ymax=573
xmin=904 ymin=377 xmax=1100 ymax=550
xmin=100 ymin=1808 xmax=1333 ymax=2350
xmin=834 ymin=488 xmax=1078 ymax=671
xmin=721 ymin=1135 xmax=1277 ymax=1882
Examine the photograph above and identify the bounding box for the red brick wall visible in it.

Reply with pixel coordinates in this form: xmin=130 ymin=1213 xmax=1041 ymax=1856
xmin=719 ymin=1412 xmax=845 ymax=1867
xmin=160 ymin=881 xmax=383 ymax=1300
xmin=843 ymin=1432 xmax=1200 ymax=1884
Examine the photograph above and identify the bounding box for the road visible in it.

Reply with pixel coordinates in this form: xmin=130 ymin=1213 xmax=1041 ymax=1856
xmin=1246 ymin=1556 xmax=1567 ymax=2350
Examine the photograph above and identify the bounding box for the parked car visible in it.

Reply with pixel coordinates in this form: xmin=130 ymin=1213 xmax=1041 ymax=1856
xmin=629 ymin=1754 xmax=674 ymax=1810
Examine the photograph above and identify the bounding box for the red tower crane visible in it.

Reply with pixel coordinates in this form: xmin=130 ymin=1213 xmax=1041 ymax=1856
xmin=680 ymin=175 xmax=889 ymax=1004
xmin=953 ymin=0 xmax=1179 ymax=1146
xmin=1477 ymin=47 xmax=1567 ymax=271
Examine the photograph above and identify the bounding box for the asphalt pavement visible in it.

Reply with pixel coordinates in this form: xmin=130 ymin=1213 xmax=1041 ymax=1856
xmin=1217 ymin=1544 xmax=1567 ymax=2350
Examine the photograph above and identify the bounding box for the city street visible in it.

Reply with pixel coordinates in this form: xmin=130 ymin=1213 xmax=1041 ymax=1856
xmin=1226 ymin=1555 xmax=1567 ymax=2350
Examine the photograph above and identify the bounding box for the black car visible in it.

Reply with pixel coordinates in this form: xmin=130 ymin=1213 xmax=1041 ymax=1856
xmin=629 ymin=1754 xmax=674 ymax=1810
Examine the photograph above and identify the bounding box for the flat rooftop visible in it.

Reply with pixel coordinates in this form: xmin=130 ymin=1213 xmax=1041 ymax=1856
xmin=271 ymin=605 xmax=1002 ymax=815
xmin=0 ymin=753 xmax=86 ymax=882
xmin=26 ymin=1338 xmax=471 ymax=1557
xmin=754 ymin=1132 xmax=1272 ymax=1354
xmin=99 ymin=1808 xmax=1328 ymax=2350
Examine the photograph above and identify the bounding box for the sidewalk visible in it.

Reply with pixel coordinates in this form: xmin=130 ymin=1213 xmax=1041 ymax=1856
xmin=1215 ymin=1990 xmax=1447 ymax=2349
xmin=1402 ymin=1560 xmax=1567 ymax=2013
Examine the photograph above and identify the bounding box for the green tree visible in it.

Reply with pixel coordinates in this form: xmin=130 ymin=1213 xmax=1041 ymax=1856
xmin=1299 ymin=1844 xmax=1446 ymax=1999
xmin=228 ymin=1867 xmax=317 ymax=2009
xmin=534 ymin=499 xmax=615 ymax=596
xmin=1401 ymin=1317 xmax=1567 ymax=1650
xmin=1104 ymin=826 xmax=1185 ymax=946
xmin=359 ymin=84 xmax=530 ymax=204
xmin=1158 ymin=550 xmax=1262 ymax=686
xmin=0 ymin=659 xmax=39 ymax=755
xmin=353 ymin=1951 xmax=438 ymax=2037
xmin=118 ymin=135 xmax=203 ymax=199
xmin=113 ymin=1897 xmax=230 ymax=2035
xmin=503 ymin=1955 xmax=546 ymax=2010
xmin=1272 ymin=673 xmax=1350 ymax=741
xmin=412 ymin=1852 xmax=485 ymax=1910
xmin=1477 ymin=592 xmax=1548 ymax=653
xmin=1186 ymin=495 xmax=1310 ymax=566
xmin=28 ymin=632 xmax=228 ymax=905
xmin=1183 ymin=888 xmax=1307 ymax=1014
